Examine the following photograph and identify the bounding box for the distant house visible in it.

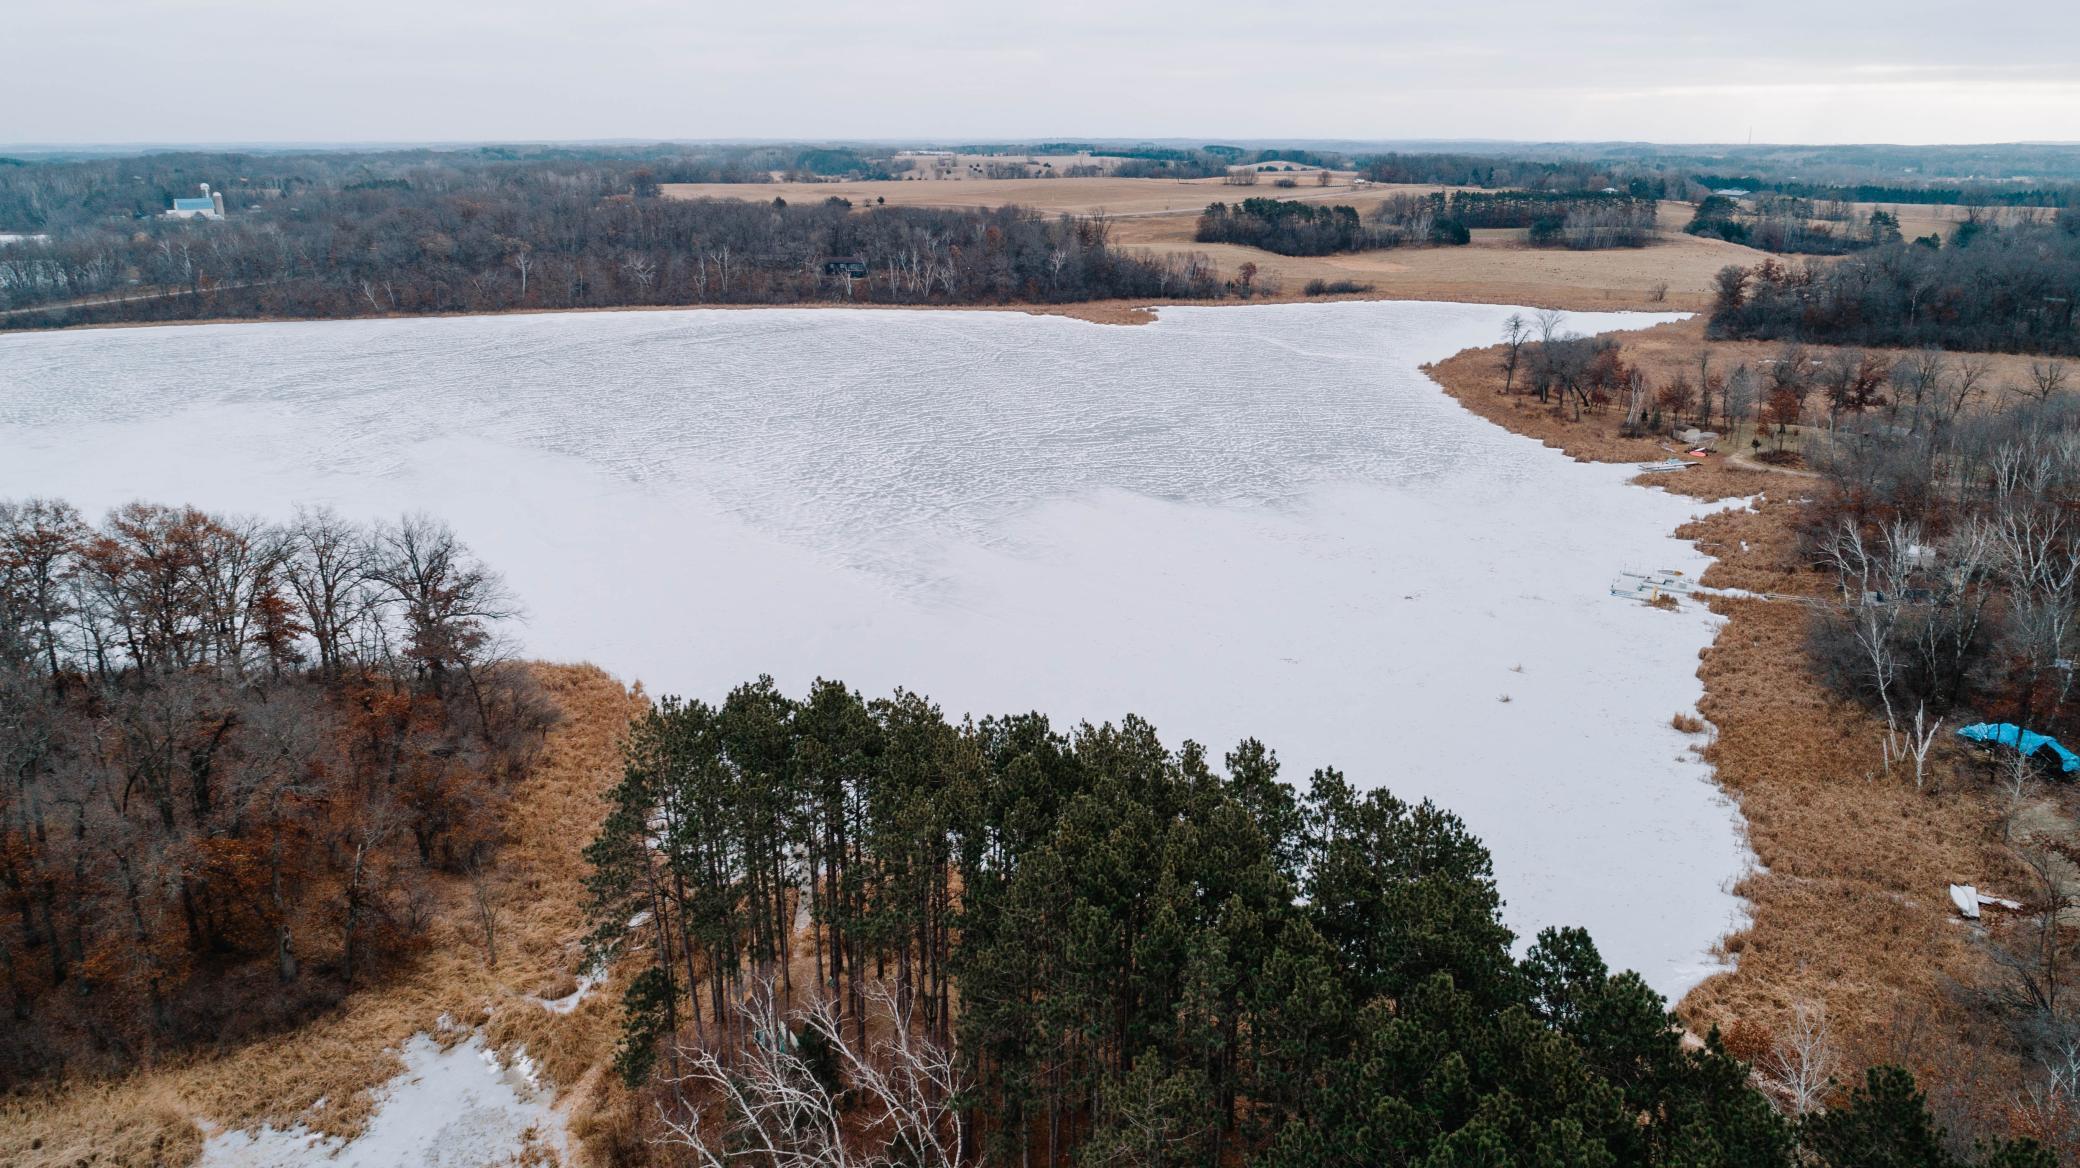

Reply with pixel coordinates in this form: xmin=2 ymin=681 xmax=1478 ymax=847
xmin=822 ymin=256 xmax=869 ymax=278
xmin=166 ymin=183 xmax=225 ymax=220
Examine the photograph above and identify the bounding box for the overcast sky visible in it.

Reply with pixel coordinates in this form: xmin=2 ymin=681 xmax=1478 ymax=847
xmin=10 ymin=0 xmax=2078 ymax=146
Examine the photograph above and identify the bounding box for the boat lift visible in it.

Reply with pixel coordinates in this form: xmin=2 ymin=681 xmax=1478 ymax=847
xmin=1609 ymin=569 xmax=1697 ymax=604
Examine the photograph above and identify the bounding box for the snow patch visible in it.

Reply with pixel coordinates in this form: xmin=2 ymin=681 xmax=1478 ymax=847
xmin=197 ymin=1032 xmax=565 ymax=1167
xmin=538 ymin=969 xmax=604 ymax=1015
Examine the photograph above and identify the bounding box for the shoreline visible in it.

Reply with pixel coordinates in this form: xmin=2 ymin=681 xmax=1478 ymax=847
xmin=0 ymin=282 xmax=1691 ymax=339
xmin=1422 ymin=325 xmax=2022 ymax=1083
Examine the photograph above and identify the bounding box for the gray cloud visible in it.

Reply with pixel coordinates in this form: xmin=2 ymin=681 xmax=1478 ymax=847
xmin=8 ymin=0 xmax=2076 ymax=144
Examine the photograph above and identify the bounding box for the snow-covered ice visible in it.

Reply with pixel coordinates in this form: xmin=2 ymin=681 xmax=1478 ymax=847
xmin=0 ymin=301 xmax=1747 ymax=1002
xmin=195 ymin=1032 xmax=564 ymax=1167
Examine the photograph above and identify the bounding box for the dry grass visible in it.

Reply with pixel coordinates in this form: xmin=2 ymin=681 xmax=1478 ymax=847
xmin=665 ymin=177 xmax=1765 ymax=314
xmin=1676 ymin=505 xmax=2016 ymax=1050
xmin=0 ymin=663 xmax=644 ymax=1168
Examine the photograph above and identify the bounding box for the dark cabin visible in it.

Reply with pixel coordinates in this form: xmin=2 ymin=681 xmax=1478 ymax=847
xmin=822 ymin=256 xmax=870 ymax=278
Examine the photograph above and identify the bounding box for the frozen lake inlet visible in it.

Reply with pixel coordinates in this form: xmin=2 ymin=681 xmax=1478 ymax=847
xmin=0 ymin=301 xmax=1745 ymax=1001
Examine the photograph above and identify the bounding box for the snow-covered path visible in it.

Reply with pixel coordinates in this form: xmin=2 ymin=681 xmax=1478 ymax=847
xmin=196 ymin=1032 xmax=563 ymax=1167
xmin=0 ymin=301 xmax=1746 ymax=1000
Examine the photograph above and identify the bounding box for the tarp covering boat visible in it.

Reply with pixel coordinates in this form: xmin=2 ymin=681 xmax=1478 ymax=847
xmin=1956 ymin=722 xmax=2080 ymax=775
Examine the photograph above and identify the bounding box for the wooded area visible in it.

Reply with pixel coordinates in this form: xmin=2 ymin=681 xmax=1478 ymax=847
xmin=1194 ymin=199 xmax=1374 ymax=255
xmin=582 ymin=678 xmax=2052 ymax=1167
xmin=1709 ymin=219 xmax=2080 ymax=355
xmin=1395 ymin=191 xmax=1657 ymax=249
xmin=0 ymin=499 xmax=551 ymax=1084
xmin=1687 ymin=194 xmax=1907 ymax=255
xmin=0 ymin=153 xmax=1220 ymax=328
xmin=1794 ymin=399 xmax=2080 ymax=1162
xmin=1195 ymin=191 xmax=1655 ymax=258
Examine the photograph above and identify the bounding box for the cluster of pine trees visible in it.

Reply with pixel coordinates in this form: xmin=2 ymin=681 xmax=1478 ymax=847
xmin=585 ymin=677 xmax=2050 ymax=1166
xmin=1194 ymin=199 xmax=1373 ymax=256
xmin=0 ymin=499 xmax=551 ymax=1083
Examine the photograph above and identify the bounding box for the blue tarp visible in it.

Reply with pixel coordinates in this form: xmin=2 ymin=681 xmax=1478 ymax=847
xmin=1956 ymin=722 xmax=2080 ymax=774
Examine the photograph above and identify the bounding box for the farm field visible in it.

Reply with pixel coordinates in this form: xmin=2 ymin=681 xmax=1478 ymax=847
xmin=664 ymin=176 xmax=1768 ymax=312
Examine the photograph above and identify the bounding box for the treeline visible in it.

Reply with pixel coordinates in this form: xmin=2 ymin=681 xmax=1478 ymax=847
xmin=1390 ymin=190 xmax=1658 ymax=249
xmin=948 ymin=143 xmax=1343 ymax=179
xmin=585 ymin=677 xmax=2051 ymax=1167
xmin=0 ymin=499 xmax=551 ymax=1085
xmin=1709 ymin=218 xmax=2080 ymax=355
xmin=1195 ymin=199 xmax=1370 ymax=255
xmin=0 ymin=186 xmax=1220 ymax=329
xmin=0 ymin=146 xmax=795 ymax=236
xmin=1354 ymin=146 xmax=2080 ymax=208
xmin=1693 ymin=175 xmax=2077 ymax=209
xmin=1197 ymin=192 xmax=1655 ymax=257
xmin=1357 ymin=152 xmax=1674 ymax=197
xmin=1688 ymin=194 xmax=1907 ymax=255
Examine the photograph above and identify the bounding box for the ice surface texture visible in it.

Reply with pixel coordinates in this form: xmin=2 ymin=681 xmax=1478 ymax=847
xmin=0 ymin=301 xmax=1743 ymax=1003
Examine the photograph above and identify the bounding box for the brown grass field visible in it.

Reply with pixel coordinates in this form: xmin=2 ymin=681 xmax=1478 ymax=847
xmin=663 ymin=176 xmax=1767 ymax=314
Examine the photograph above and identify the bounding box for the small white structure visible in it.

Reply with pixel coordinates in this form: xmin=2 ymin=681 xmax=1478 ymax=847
xmin=1611 ymin=569 xmax=1698 ymax=603
xmin=1949 ymin=883 xmax=2023 ymax=920
xmin=166 ymin=183 xmax=225 ymax=220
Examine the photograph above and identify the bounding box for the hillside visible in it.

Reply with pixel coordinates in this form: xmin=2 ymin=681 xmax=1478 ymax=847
xmin=0 ymin=664 xmax=643 ymax=1168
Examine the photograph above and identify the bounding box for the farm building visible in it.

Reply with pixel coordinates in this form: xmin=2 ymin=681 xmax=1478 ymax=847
xmin=166 ymin=183 xmax=225 ymax=220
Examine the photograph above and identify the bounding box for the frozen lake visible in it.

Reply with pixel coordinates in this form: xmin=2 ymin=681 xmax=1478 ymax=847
xmin=0 ymin=302 xmax=1745 ymax=1000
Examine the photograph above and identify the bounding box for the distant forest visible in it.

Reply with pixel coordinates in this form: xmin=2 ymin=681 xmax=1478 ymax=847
xmin=1359 ymin=146 xmax=2080 ymax=208
xmin=1708 ymin=217 xmax=2080 ymax=355
xmin=1693 ymin=176 xmax=2074 ymax=209
xmin=0 ymin=152 xmax=1222 ymax=328
xmin=9 ymin=141 xmax=2080 ymax=329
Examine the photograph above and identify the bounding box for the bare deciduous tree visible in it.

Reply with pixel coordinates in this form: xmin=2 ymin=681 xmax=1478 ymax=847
xmin=2025 ymin=361 xmax=2070 ymax=406
xmin=657 ymin=978 xmax=966 ymax=1168
xmin=1754 ymin=1002 xmax=1841 ymax=1116
xmin=1499 ymin=313 xmax=1529 ymax=395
